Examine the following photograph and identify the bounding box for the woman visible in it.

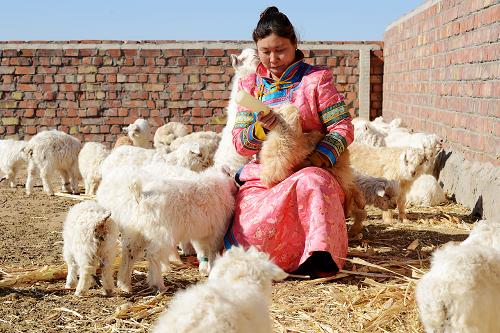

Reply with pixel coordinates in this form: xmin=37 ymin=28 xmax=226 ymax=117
xmin=224 ymin=6 xmax=354 ymax=278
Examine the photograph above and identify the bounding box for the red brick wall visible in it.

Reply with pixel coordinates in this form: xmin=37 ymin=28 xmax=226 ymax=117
xmin=0 ymin=41 xmax=382 ymax=146
xmin=383 ymin=0 xmax=499 ymax=165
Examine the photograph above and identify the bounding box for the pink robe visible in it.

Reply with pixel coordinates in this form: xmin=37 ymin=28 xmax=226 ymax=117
xmin=225 ymin=56 xmax=354 ymax=272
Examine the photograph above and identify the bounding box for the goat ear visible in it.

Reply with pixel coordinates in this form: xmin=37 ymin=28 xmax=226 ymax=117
xmin=376 ymin=188 xmax=386 ymax=197
xmin=122 ymin=126 xmax=129 ymax=134
xmin=230 ymin=54 xmax=239 ymax=69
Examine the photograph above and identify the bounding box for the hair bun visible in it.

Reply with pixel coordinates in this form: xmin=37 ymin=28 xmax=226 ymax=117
xmin=260 ymin=6 xmax=279 ymax=19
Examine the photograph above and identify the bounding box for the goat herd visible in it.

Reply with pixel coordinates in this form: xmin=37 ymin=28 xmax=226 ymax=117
xmin=0 ymin=48 xmax=498 ymax=333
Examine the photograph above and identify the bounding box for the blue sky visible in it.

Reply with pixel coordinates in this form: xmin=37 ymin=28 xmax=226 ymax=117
xmin=1 ymin=1 xmax=424 ymax=41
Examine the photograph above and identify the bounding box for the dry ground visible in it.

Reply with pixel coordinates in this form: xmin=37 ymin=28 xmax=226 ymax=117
xmin=0 ymin=175 xmax=476 ymax=333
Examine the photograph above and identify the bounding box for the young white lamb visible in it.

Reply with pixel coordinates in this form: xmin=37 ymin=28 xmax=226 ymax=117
xmin=151 ymin=246 xmax=287 ymax=333
xmin=25 ymin=130 xmax=82 ymax=196
xmin=78 ymin=142 xmax=110 ymax=195
xmin=416 ymin=240 xmax=500 ymax=333
xmin=213 ymin=48 xmax=260 ymax=176
xmin=352 ymin=117 xmax=386 ymax=147
xmin=157 ymin=141 xmax=212 ymax=172
xmin=349 ymin=143 xmax=428 ymax=223
xmin=63 ymin=200 xmax=118 ymax=296
xmin=124 ymin=118 xmax=151 ymax=148
xmin=349 ymin=170 xmax=400 ymax=236
xmin=169 ymin=130 xmax=220 ymax=151
xmin=370 ymin=116 xmax=405 ymax=135
xmin=96 ymin=164 xmax=237 ymax=292
xmin=153 ymin=121 xmax=189 ymax=149
xmin=385 ymin=131 xmax=443 ymax=172
xmin=0 ymin=139 xmax=28 ymax=188
xmin=462 ymin=218 xmax=500 ymax=250
xmin=100 ymin=143 xmax=210 ymax=177
xmin=406 ymin=174 xmax=447 ymax=207
xmin=169 ymin=131 xmax=221 ymax=168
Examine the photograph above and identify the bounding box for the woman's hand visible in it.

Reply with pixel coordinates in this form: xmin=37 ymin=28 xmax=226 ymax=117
xmin=257 ymin=110 xmax=278 ymax=131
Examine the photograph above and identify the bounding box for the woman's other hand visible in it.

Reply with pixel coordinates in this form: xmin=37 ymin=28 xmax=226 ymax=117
xmin=257 ymin=110 xmax=278 ymax=131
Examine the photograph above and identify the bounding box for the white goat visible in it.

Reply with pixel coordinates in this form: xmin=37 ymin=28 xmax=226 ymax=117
xmin=352 ymin=117 xmax=386 ymax=147
xmin=153 ymin=122 xmax=189 ymax=149
xmin=416 ymin=240 xmax=500 ymax=333
xmin=96 ymin=164 xmax=237 ymax=292
xmin=370 ymin=116 xmax=405 ymax=135
xmin=169 ymin=131 xmax=220 ymax=168
xmin=463 ymin=219 xmax=500 ymax=250
xmin=406 ymin=174 xmax=446 ymax=207
xmin=78 ymin=142 xmax=110 ymax=195
xmin=349 ymin=171 xmax=400 ymax=236
xmin=63 ymin=200 xmax=118 ymax=296
xmin=159 ymin=141 xmax=213 ymax=172
xmin=100 ymin=143 xmax=208 ymax=177
xmin=213 ymin=48 xmax=260 ymax=176
xmin=25 ymin=130 xmax=82 ymax=196
xmin=151 ymin=246 xmax=287 ymax=333
xmin=0 ymin=139 xmax=28 ymax=188
xmin=124 ymin=118 xmax=151 ymax=148
xmin=349 ymin=143 xmax=428 ymax=222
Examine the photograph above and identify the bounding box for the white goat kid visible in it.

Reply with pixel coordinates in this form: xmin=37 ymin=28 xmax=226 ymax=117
xmin=25 ymin=130 xmax=82 ymax=196
xmin=213 ymin=48 xmax=260 ymax=176
xmin=352 ymin=117 xmax=386 ymax=147
xmin=153 ymin=121 xmax=189 ymax=149
xmin=349 ymin=171 xmax=400 ymax=236
xmin=349 ymin=143 xmax=428 ymax=223
xmin=151 ymin=246 xmax=288 ymax=333
xmin=96 ymin=164 xmax=237 ymax=292
xmin=406 ymin=174 xmax=446 ymax=207
xmin=78 ymin=142 xmax=110 ymax=195
xmin=0 ymin=139 xmax=28 ymax=188
xmin=416 ymin=240 xmax=500 ymax=333
xmin=124 ymin=118 xmax=151 ymax=148
xmin=63 ymin=200 xmax=118 ymax=296
xmin=462 ymin=218 xmax=500 ymax=250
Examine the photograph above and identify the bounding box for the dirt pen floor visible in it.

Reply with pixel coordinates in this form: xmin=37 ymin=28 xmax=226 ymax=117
xmin=0 ymin=176 xmax=476 ymax=333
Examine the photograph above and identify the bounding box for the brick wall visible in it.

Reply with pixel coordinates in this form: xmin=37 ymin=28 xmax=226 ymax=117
xmin=0 ymin=41 xmax=382 ymax=146
xmin=383 ymin=0 xmax=499 ymax=165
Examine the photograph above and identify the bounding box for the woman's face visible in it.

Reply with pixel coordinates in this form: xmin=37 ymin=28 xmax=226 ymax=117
xmin=256 ymin=33 xmax=297 ymax=79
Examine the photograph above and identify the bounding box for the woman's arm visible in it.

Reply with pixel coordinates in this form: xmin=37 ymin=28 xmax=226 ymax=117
xmin=310 ymin=70 xmax=354 ymax=167
xmin=231 ymin=78 xmax=268 ymax=156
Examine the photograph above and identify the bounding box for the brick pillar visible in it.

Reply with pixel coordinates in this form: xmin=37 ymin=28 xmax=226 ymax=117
xmin=358 ymin=48 xmax=371 ymax=119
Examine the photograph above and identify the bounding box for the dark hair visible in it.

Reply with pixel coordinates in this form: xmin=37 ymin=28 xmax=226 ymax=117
xmin=252 ymin=6 xmax=298 ymax=45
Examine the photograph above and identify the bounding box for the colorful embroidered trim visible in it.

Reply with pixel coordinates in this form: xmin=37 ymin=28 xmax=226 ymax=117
xmin=316 ymin=132 xmax=348 ymax=165
xmin=319 ymin=101 xmax=350 ymax=127
xmin=240 ymin=123 xmax=263 ymax=151
xmin=234 ymin=111 xmax=256 ymax=128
